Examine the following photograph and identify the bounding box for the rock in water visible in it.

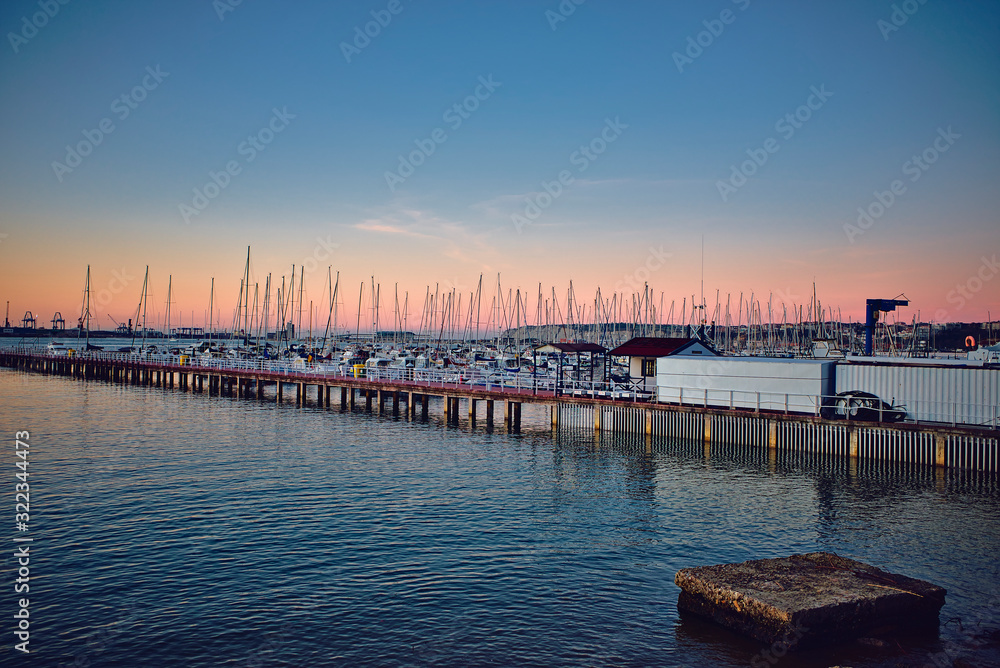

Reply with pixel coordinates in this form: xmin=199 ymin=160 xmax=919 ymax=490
xmin=674 ymin=552 xmax=946 ymax=649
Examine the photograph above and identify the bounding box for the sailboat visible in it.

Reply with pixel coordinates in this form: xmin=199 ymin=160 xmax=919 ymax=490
xmin=75 ymin=265 xmax=102 ymax=352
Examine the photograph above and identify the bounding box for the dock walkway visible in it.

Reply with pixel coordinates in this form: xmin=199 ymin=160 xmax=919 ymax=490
xmin=2 ymin=348 xmax=996 ymax=472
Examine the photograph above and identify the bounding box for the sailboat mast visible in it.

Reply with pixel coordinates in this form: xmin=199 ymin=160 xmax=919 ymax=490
xmin=206 ymin=278 xmax=214 ymax=340
xmin=83 ymin=265 xmax=91 ymax=347
xmin=322 ymin=269 xmax=339 ymax=350
xmin=288 ymin=265 xmax=296 ymax=341
xmin=356 ymin=282 xmax=364 ymax=345
xmin=260 ymin=274 xmax=271 ymax=352
xmin=297 ymin=265 xmax=305 ymax=340
xmin=700 ymin=235 xmax=705 ymax=324
xmin=473 ymin=275 xmax=483 ymax=344
xmin=241 ymin=247 xmax=251 ymax=341
xmin=137 ymin=266 xmax=149 ymax=351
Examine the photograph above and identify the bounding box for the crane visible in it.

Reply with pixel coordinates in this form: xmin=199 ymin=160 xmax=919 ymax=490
xmin=108 ymin=314 xmax=130 ymax=335
xmin=865 ymin=297 xmax=908 ymax=356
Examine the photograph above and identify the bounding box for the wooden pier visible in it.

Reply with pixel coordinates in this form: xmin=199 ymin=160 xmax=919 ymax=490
xmin=2 ymin=350 xmax=996 ymax=473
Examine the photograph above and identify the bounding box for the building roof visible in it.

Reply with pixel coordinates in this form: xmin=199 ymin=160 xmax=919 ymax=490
xmin=535 ymin=342 xmax=607 ymax=354
xmin=608 ymin=337 xmax=707 ymax=357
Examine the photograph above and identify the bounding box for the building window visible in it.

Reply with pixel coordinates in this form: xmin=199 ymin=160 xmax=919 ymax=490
xmin=642 ymin=359 xmax=656 ymax=377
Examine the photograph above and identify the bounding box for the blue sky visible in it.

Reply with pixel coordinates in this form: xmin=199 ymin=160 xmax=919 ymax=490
xmin=1 ymin=0 xmax=998 ymax=325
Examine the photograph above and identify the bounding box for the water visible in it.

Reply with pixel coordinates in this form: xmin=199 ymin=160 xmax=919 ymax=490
xmin=1 ymin=367 xmax=998 ymax=667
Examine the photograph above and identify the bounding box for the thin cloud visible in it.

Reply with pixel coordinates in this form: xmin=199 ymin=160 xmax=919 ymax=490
xmin=352 ymin=205 xmax=498 ymax=267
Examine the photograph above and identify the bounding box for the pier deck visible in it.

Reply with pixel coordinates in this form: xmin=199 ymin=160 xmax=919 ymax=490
xmin=2 ymin=349 xmax=996 ymax=472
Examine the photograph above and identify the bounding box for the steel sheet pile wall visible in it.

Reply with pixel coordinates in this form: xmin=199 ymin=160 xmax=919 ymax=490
xmin=656 ymin=357 xmax=834 ymax=414
xmin=835 ymin=362 xmax=1000 ymax=428
xmin=946 ymin=433 xmax=999 ymax=470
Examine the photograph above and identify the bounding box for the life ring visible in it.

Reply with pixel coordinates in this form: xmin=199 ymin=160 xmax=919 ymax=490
xmin=966 ymin=335 xmax=976 ymax=348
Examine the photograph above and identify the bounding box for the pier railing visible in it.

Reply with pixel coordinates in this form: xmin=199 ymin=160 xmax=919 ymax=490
xmin=6 ymin=346 xmax=998 ymax=430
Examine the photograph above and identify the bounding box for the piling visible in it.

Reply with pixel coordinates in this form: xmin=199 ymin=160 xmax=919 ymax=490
xmin=2 ymin=350 xmax=997 ymax=473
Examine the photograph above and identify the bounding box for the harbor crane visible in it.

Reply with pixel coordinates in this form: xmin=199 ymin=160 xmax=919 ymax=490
xmin=108 ymin=314 xmax=126 ymax=335
xmin=108 ymin=314 xmax=131 ymax=335
xmin=865 ymin=297 xmax=908 ymax=356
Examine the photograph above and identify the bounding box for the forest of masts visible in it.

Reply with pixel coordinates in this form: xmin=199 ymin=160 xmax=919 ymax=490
xmin=109 ymin=250 xmax=904 ymax=357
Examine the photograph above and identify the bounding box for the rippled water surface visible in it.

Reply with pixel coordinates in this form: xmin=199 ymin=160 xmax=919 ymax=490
xmin=1 ymin=367 xmax=998 ymax=667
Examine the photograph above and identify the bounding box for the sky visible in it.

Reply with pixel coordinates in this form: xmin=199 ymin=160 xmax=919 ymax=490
xmin=1 ymin=0 xmax=998 ymax=332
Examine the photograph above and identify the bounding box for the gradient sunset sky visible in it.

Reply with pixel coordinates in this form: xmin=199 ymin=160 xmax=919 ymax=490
xmin=1 ymin=0 xmax=998 ymax=331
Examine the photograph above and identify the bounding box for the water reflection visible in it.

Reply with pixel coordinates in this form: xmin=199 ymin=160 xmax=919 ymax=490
xmin=1 ymin=368 xmax=998 ymax=667
xmin=551 ymin=425 xmax=1000 ymax=667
